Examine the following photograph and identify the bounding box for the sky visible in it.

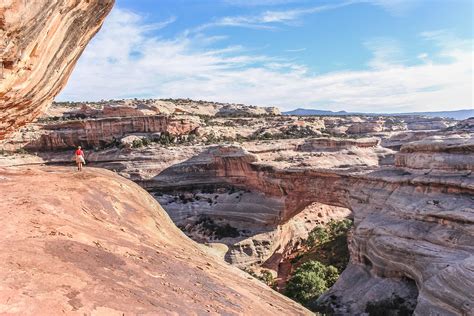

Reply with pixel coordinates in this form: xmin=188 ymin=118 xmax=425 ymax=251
xmin=57 ymin=0 xmax=474 ymax=113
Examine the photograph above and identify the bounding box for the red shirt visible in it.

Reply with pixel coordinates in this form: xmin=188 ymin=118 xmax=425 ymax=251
xmin=75 ymin=149 xmax=84 ymax=156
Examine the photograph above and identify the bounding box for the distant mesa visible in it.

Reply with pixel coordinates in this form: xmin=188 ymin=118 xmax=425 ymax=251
xmin=283 ymin=108 xmax=474 ymax=120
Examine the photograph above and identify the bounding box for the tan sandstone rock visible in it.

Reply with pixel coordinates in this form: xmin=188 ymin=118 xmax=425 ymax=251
xmin=297 ymin=137 xmax=380 ymax=152
xmin=395 ymin=135 xmax=474 ymax=172
xmin=0 ymin=0 xmax=114 ymax=140
xmin=149 ymin=144 xmax=474 ymax=315
xmin=0 ymin=166 xmax=310 ymax=315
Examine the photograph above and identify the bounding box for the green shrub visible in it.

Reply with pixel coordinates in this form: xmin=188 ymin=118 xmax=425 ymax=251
xmin=14 ymin=148 xmax=29 ymax=155
xmin=241 ymin=268 xmax=276 ymax=287
xmin=285 ymin=260 xmax=339 ymax=305
xmin=142 ymin=138 xmax=151 ymax=147
xmin=285 ymin=219 xmax=354 ymax=308
xmin=259 ymin=269 xmax=275 ymax=287
xmin=324 ymin=265 xmax=339 ymax=287
xmin=160 ymin=133 xmax=172 ymax=146
xmin=325 ymin=219 xmax=353 ymax=271
xmin=132 ymin=139 xmax=144 ymax=148
xmin=187 ymin=134 xmax=196 ymax=142
xmin=328 ymin=219 xmax=352 ymax=239
xmin=305 ymin=226 xmax=330 ymax=248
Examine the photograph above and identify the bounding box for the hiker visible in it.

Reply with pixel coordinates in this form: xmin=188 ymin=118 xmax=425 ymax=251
xmin=75 ymin=146 xmax=85 ymax=171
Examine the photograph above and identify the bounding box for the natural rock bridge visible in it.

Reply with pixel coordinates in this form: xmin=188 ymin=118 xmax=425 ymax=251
xmin=152 ymin=145 xmax=474 ymax=315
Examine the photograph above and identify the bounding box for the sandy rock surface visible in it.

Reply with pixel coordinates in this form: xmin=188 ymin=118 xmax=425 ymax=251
xmin=0 ymin=166 xmax=310 ymax=315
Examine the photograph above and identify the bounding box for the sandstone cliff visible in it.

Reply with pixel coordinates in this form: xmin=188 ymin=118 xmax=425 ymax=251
xmin=27 ymin=115 xmax=199 ymax=151
xmin=0 ymin=0 xmax=114 ymax=140
xmin=149 ymin=143 xmax=474 ymax=315
xmin=395 ymin=135 xmax=473 ymax=171
xmin=297 ymin=137 xmax=380 ymax=152
xmin=0 ymin=166 xmax=310 ymax=315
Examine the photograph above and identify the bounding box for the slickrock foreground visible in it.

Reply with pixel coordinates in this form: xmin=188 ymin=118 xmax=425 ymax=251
xmin=0 ymin=0 xmax=114 ymax=140
xmin=0 ymin=166 xmax=310 ymax=315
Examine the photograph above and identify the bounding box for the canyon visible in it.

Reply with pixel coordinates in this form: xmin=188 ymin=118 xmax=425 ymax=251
xmin=2 ymin=100 xmax=473 ymax=315
xmin=1 ymin=0 xmax=473 ymax=315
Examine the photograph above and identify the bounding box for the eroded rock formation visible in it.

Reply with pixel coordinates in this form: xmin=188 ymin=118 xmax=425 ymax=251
xmin=346 ymin=120 xmax=384 ymax=134
xmin=0 ymin=166 xmax=310 ymax=315
xmin=0 ymin=0 xmax=114 ymax=140
xmin=150 ymin=142 xmax=473 ymax=315
xmin=297 ymin=137 xmax=380 ymax=152
xmin=395 ymin=135 xmax=473 ymax=171
xmin=26 ymin=115 xmax=199 ymax=151
xmin=1 ymin=0 xmax=472 ymax=314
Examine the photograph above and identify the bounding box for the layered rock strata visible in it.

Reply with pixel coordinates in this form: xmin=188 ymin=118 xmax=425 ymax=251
xmin=225 ymin=203 xmax=351 ymax=268
xmin=0 ymin=2 xmax=312 ymax=314
xmin=22 ymin=116 xmax=199 ymax=151
xmin=346 ymin=120 xmax=384 ymax=134
xmin=151 ymin=143 xmax=474 ymax=315
xmin=405 ymin=116 xmax=453 ymax=130
xmin=395 ymin=135 xmax=474 ymax=172
xmin=297 ymin=137 xmax=380 ymax=152
xmin=0 ymin=0 xmax=114 ymax=140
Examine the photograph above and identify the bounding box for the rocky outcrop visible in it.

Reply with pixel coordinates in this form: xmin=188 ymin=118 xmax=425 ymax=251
xmin=381 ymin=130 xmax=436 ymax=150
xmin=55 ymin=98 xmax=282 ymax=117
xmin=217 ymin=104 xmax=281 ymax=117
xmin=23 ymin=116 xmax=199 ymax=151
xmin=226 ymin=203 xmax=351 ymax=268
xmin=297 ymin=137 xmax=380 ymax=152
xmin=0 ymin=3 xmax=310 ymax=313
xmin=0 ymin=166 xmax=310 ymax=315
xmin=453 ymin=118 xmax=474 ymax=132
xmin=395 ymin=135 xmax=473 ymax=171
xmin=66 ymin=103 xmax=165 ymax=118
xmin=346 ymin=121 xmax=384 ymax=134
xmin=0 ymin=0 xmax=114 ymax=140
xmin=404 ymin=116 xmax=453 ymax=130
xmin=101 ymin=104 xmax=155 ymax=117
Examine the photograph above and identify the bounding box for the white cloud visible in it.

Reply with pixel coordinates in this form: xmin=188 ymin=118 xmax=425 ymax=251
xmin=363 ymin=0 xmax=423 ymax=15
xmin=223 ymin=0 xmax=308 ymax=6
xmin=57 ymin=8 xmax=473 ymax=113
xmin=224 ymin=0 xmax=421 ymax=15
xmin=417 ymin=53 xmax=428 ymax=62
xmin=193 ymin=2 xmax=355 ymax=31
xmin=364 ymin=38 xmax=405 ymax=69
xmin=191 ymin=1 xmax=426 ymax=32
xmin=285 ymin=48 xmax=306 ymax=53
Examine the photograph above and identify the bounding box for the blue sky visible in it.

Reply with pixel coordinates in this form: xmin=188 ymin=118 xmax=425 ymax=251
xmin=58 ymin=0 xmax=473 ymax=113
